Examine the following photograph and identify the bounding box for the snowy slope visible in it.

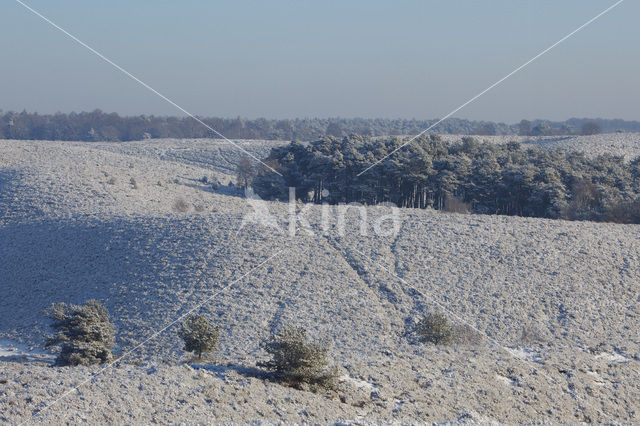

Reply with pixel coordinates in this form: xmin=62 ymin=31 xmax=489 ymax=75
xmin=1 ymin=137 xmax=639 ymax=424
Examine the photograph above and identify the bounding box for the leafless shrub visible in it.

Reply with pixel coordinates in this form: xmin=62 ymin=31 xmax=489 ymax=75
xmin=561 ymin=179 xmax=600 ymax=220
xmin=107 ymin=177 xmax=117 ymax=185
xmin=581 ymin=121 xmax=601 ymax=135
xmin=129 ymin=177 xmax=138 ymax=189
xmin=443 ymin=195 xmax=471 ymax=214
xmin=604 ymin=199 xmax=640 ymax=224
xmin=236 ymin=156 xmax=255 ymax=189
xmin=193 ymin=204 xmax=205 ymax=212
xmin=520 ymin=325 xmax=544 ymax=345
xmin=173 ymin=198 xmax=190 ymax=213
xmin=453 ymin=324 xmax=483 ymax=346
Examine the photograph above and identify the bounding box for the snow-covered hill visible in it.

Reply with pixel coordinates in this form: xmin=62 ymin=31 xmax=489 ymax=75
xmin=1 ymin=137 xmax=639 ymax=424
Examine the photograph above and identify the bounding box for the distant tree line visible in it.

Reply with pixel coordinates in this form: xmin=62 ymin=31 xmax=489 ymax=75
xmin=252 ymin=135 xmax=640 ymax=224
xmin=517 ymin=119 xmax=606 ymax=136
xmin=1 ymin=109 xmax=638 ymax=141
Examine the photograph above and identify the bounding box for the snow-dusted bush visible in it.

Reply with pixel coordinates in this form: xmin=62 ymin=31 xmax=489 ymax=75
xmin=452 ymin=323 xmax=483 ymax=346
xmin=173 ymin=197 xmax=189 ymax=213
xmin=520 ymin=325 xmax=544 ymax=345
xmin=415 ymin=312 xmax=456 ymax=345
xmin=259 ymin=325 xmax=337 ymax=391
xmin=178 ymin=314 xmax=220 ymax=360
xmin=45 ymin=300 xmax=115 ymax=366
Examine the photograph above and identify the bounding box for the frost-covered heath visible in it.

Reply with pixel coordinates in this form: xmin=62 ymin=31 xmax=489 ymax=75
xmin=1 ymin=135 xmax=639 ymax=423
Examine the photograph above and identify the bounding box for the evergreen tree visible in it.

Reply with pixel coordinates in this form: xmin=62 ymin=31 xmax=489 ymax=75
xmin=45 ymin=300 xmax=115 ymax=366
xmin=178 ymin=314 xmax=221 ymax=360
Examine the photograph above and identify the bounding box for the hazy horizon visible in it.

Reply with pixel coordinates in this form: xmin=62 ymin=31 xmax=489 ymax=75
xmin=1 ymin=107 xmax=638 ymax=126
xmin=2 ymin=1 xmax=638 ymax=122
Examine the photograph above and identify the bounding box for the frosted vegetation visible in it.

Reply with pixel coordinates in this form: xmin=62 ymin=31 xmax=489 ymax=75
xmin=259 ymin=324 xmax=338 ymax=392
xmin=178 ymin=314 xmax=221 ymax=361
xmin=2 ymin=109 xmax=640 ymax=141
xmin=44 ymin=300 xmax=115 ymax=366
xmin=0 ymin=135 xmax=639 ymax=423
xmin=253 ymin=134 xmax=640 ymax=223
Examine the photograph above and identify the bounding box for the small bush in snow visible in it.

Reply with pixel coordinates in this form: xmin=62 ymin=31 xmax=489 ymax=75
xmin=178 ymin=314 xmax=220 ymax=360
xmin=520 ymin=325 xmax=544 ymax=345
xmin=173 ymin=198 xmax=189 ymax=212
xmin=416 ymin=312 xmax=456 ymax=345
xmin=452 ymin=323 xmax=483 ymax=346
xmin=259 ymin=325 xmax=337 ymax=391
xmin=45 ymin=300 xmax=115 ymax=366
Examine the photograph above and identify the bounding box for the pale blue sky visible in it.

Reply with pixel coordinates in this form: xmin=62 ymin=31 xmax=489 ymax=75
xmin=1 ymin=1 xmax=638 ymax=122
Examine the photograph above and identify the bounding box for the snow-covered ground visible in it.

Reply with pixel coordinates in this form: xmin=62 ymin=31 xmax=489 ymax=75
xmin=439 ymin=132 xmax=640 ymax=160
xmin=1 ymin=136 xmax=639 ymax=423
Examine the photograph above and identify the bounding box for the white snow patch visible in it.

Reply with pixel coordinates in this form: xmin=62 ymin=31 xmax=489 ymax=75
xmin=586 ymin=370 xmax=605 ymax=385
xmin=505 ymin=347 xmax=543 ymax=364
xmin=495 ymin=374 xmax=517 ymax=386
xmin=339 ymin=374 xmax=378 ymax=392
xmin=594 ymin=352 xmax=629 ymax=364
xmin=0 ymin=339 xmax=54 ymax=362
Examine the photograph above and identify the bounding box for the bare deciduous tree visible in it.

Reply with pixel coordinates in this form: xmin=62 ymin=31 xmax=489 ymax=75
xmin=236 ymin=156 xmax=255 ymax=189
xmin=581 ymin=121 xmax=601 ymax=135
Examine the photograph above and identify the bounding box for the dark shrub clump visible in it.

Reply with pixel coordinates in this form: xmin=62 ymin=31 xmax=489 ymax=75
xmin=415 ymin=312 xmax=456 ymax=345
xmin=259 ymin=325 xmax=337 ymax=391
xmin=45 ymin=300 xmax=115 ymax=366
xmin=178 ymin=314 xmax=220 ymax=360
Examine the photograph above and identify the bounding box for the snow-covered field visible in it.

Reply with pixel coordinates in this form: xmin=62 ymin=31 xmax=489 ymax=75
xmin=441 ymin=132 xmax=640 ymax=159
xmin=1 ymin=135 xmax=639 ymax=424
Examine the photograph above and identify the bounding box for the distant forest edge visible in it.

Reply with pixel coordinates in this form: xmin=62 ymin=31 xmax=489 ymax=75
xmin=1 ymin=109 xmax=639 ymax=141
xmin=250 ymin=135 xmax=640 ymax=224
